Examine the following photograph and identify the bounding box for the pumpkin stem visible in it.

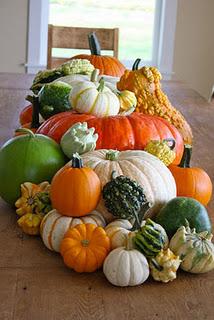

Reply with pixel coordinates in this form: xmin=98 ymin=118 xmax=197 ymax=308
xmin=81 ymin=239 xmax=90 ymax=247
xmin=88 ymin=32 xmax=101 ymax=56
xmin=71 ymin=153 xmax=83 ymax=168
xmin=15 ymin=128 xmax=35 ymax=137
xmin=105 ymin=150 xmax=120 ymax=161
xmin=131 ymin=202 xmax=151 ymax=231
xmin=163 ymin=138 xmax=176 ymax=150
xmin=150 ymin=258 xmax=163 ymax=271
xmin=97 ymin=78 xmax=105 ymax=92
xmin=132 ymin=58 xmax=141 ymax=70
xmin=26 ymin=95 xmax=41 ymax=129
xmin=179 ymin=145 xmax=192 ymax=168
xmin=90 ymin=69 xmax=99 ymax=82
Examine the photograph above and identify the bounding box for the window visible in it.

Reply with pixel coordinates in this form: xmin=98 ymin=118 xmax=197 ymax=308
xmin=49 ymin=0 xmax=162 ymax=68
xmin=27 ymin=0 xmax=178 ymax=78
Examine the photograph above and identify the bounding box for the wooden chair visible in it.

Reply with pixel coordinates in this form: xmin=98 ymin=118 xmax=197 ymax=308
xmin=47 ymin=24 xmax=119 ymax=69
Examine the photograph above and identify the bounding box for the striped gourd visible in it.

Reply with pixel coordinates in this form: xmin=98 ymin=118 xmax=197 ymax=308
xmin=169 ymin=225 xmax=214 ymax=274
xmin=40 ymin=209 xmax=106 ymax=252
xmin=105 ymin=219 xmax=133 ymax=249
xmin=70 ymin=79 xmax=120 ymax=117
xmin=134 ymin=219 xmax=168 ymax=258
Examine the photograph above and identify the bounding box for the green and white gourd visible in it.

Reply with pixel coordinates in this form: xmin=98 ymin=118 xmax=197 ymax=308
xmin=169 ymin=225 xmax=214 ymax=274
xmin=40 ymin=209 xmax=106 ymax=252
xmin=134 ymin=218 xmax=169 ymax=258
xmin=60 ymin=122 xmax=98 ymax=159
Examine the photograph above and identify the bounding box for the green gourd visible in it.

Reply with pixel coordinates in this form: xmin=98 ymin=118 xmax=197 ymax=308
xmin=155 ymin=197 xmax=212 ymax=238
xmin=134 ymin=218 xmax=169 ymax=258
xmin=0 ymin=129 xmax=66 ymax=205
xmin=169 ymin=224 xmax=214 ymax=274
xmin=60 ymin=122 xmax=98 ymax=159
xmin=102 ymin=172 xmax=150 ymax=229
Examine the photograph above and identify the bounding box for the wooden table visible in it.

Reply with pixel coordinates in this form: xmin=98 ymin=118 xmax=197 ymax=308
xmin=0 ymin=73 xmax=214 ymax=320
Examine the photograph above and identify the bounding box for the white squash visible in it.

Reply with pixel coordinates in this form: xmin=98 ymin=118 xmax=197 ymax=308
xmin=70 ymin=79 xmax=120 ymax=117
xmin=105 ymin=219 xmax=133 ymax=249
xmin=103 ymin=234 xmax=149 ymax=286
xmin=40 ymin=209 xmax=106 ymax=252
xmin=81 ymin=149 xmax=176 ymax=221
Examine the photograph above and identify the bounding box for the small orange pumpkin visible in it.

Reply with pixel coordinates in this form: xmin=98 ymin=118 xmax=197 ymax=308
xmin=169 ymin=145 xmax=212 ymax=205
xmin=60 ymin=223 xmax=110 ymax=272
xmin=50 ymin=153 xmax=101 ymax=217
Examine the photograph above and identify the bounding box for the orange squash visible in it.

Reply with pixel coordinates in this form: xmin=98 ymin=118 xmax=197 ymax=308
xmin=50 ymin=153 xmax=101 ymax=217
xmin=169 ymin=145 xmax=212 ymax=205
xmin=60 ymin=223 xmax=110 ymax=272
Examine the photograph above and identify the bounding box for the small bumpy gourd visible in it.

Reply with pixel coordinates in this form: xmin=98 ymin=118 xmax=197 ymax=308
xmin=102 ymin=172 xmax=149 ymax=228
xmin=134 ymin=218 xmax=168 ymax=258
xmin=149 ymin=248 xmax=181 ymax=283
xmin=117 ymin=60 xmax=193 ymax=144
xmin=169 ymin=224 xmax=214 ymax=274
xmin=144 ymin=139 xmax=176 ymax=166
xmin=18 ymin=213 xmax=43 ymax=235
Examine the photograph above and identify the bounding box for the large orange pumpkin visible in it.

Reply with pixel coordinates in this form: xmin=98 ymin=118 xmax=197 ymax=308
xmin=37 ymin=111 xmax=184 ymax=165
xmin=60 ymin=223 xmax=110 ymax=272
xmin=50 ymin=153 xmax=101 ymax=217
xmin=19 ymin=104 xmax=33 ymax=125
xmin=169 ymin=145 xmax=212 ymax=205
xmin=70 ymin=32 xmax=125 ymax=77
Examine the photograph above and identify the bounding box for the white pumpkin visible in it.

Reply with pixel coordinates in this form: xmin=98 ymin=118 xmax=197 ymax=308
xmin=81 ymin=149 xmax=176 ymax=221
xmin=40 ymin=209 xmax=106 ymax=252
xmin=70 ymin=79 xmax=120 ymax=117
xmin=103 ymin=234 xmax=149 ymax=286
xmin=105 ymin=219 xmax=133 ymax=249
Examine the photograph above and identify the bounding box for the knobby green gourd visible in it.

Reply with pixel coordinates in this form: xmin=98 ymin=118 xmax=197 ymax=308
xmin=134 ymin=218 xmax=169 ymax=258
xmin=169 ymin=224 xmax=214 ymax=274
xmin=102 ymin=172 xmax=150 ymax=229
xmin=60 ymin=122 xmax=98 ymax=159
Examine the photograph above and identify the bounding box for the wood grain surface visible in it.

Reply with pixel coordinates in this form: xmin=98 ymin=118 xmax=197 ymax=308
xmin=0 ymin=73 xmax=214 ymax=320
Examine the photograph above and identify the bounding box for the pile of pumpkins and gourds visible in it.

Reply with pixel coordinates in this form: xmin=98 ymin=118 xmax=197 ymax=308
xmin=0 ymin=42 xmax=214 ymax=287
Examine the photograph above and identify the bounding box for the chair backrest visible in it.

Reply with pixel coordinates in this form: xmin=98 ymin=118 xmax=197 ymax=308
xmin=47 ymin=24 xmax=119 ymax=69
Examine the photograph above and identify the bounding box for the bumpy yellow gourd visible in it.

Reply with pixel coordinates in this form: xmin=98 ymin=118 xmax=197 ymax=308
xmin=144 ymin=139 xmax=176 ymax=166
xmin=17 ymin=213 xmax=43 ymax=235
xmin=15 ymin=181 xmax=51 ymax=216
xmin=149 ymin=248 xmax=181 ymax=283
xmin=117 ymin=63 xmax=193 ymax=144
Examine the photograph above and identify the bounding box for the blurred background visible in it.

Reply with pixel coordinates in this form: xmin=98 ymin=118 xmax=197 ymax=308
xmin=0 ymin=0 xmax=213 ymax=100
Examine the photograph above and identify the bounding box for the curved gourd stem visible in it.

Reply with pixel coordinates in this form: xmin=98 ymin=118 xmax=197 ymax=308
xmin=71 ymin=153 xmax=83 ymax=168
xmin=97 ymin=78 xmax=105 ymax=92
xmin=163 ymin=138 xmax=176 ymax=150
xmin=132 ymin=58 xmax=141 ymax=70
xmin=88 ymin=32 xmax=101 ymax=56
xmin=15 ymin=128 xmax=35 ymax=137
xmin=131 ymin=202 xmax=151 ymax=231
xmin=90 ymin=69 xmax=99 ymax=82
xmin=150 ymin=258 xmax=163 ymax=271
xmin=179 ymin=144 xmax=192 ymax=168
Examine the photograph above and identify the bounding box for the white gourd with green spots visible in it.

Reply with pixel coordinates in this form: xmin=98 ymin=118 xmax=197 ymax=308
xmin=169 ymin=225 xmax=214 ymax=274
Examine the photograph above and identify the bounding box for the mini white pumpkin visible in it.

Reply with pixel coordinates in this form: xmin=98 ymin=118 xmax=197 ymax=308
xmin=70 ymin=79 xmax=120 ymax=117
xmin=103 ymin=233 xmax=149 ymax=286
xmin=40 ymin=209 xmax=106 ymax=252
xmin=105 ymin=219 xmax=133 ymax=249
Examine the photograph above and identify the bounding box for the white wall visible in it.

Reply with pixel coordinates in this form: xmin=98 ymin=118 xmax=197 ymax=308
xmin=173 ymin=0 xmax=214 ymax=100
xmin=0 ymin=0 xmax=28 ymax=73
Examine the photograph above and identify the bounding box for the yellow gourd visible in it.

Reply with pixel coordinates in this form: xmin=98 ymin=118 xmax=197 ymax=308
xmin=144 ymin=139 xmax=176 ymax=166
xmin=149 ymin=248 xmax=181 ymax=283
xmin=17 ymin=213 xmax=43 ymax=235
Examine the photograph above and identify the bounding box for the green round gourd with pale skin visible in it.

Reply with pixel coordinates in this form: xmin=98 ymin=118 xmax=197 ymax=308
xmin=40 ymin=209 xmax=106 ymax=252
xmin=0 ymin=129 xmax=66 ymax=205
xmin=80 ymin=149 xmax=176 ymax=222
xmin=169 ymin=225 xmax=214 ymax=274
xmin=155 ymin=197 xmax=212 ymax=238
